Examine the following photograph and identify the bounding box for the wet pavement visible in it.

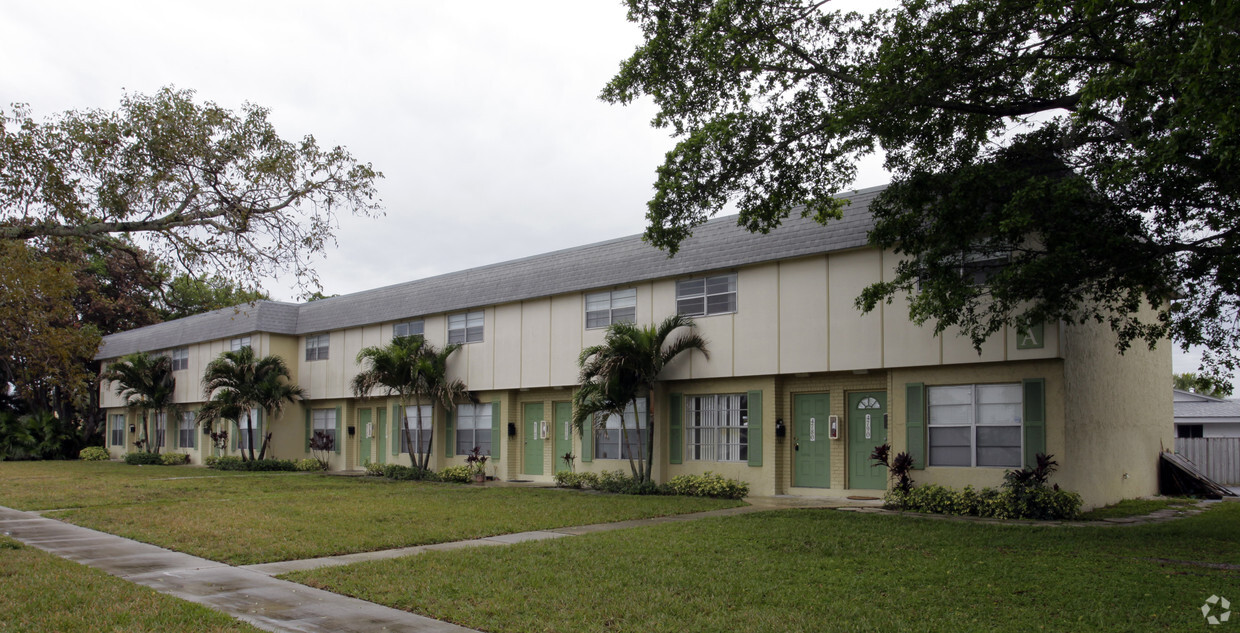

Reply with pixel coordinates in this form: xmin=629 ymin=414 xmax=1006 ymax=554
xmin=1 ymin=495 xmax=875 ymax=632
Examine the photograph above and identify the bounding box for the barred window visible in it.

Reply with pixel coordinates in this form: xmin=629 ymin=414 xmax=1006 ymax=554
xmin=594 ymin=398 xmax=647 ymax=460
xmin=686 ymin=394 xmax=748 ymax=462
xmin=456 ymin=403 xmax=493 ymax=456
xmin=400 ymin=405 xmax=433 ymax=454
xmin=237 ymin=408 xmax=260 ymax=450
xmin=153 ymin=412 xmax=167 ymax=448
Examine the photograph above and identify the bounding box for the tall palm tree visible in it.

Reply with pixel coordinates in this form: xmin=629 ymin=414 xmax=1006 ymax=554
xmin=352 ymin=335 xmax=471 ymax=470
xmin=201 ymin=347 xmax=303 ymax=461
xmin=101 ymin=351 xmax=176 ymax=454
xmin=574 ymin=314 xmax=708 ymax=482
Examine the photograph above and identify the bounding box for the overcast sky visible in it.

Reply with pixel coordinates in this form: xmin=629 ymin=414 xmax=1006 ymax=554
xmin=0 ymin=1 xmax=1212 ymax=387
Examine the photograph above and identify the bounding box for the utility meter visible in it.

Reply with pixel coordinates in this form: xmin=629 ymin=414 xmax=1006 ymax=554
xmin=828 ymin=415 xmax=840 ymax=440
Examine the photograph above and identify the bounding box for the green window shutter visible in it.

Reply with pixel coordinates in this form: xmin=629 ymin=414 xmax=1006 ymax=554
xmin=581 ymin=411 xmax=593 ymax=463
xmin=668 ymin=393 xmax=683 ymax=465
xmin=1022 ymin=378 xmax=1046 ymax=468
xmin=392 ymin=404 xmax=401 ymax=456
xmin=445 ymin=409 xmax=455 ymax=458
xmin=304 ymin=409 xmax=312 ymax=453
xmin=747 ymin=390 xmax=763 ymax=467
xmin=170 ymin=414 xmax=179 ymax=449
xmin=376 ymin=407 xmax=387 ymax=461
xmin=906 ymin=383 xmax=926 ymax=470
xmin=256 ymin=409 xmax=264 ymax=448
xmin=490 ymin=401 xmax=502 ymax=461
xmin=334 ymin=406 xmax=343 ymax=455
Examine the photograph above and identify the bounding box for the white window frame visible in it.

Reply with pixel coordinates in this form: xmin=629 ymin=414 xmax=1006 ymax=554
xmin=400 ymin=405 xmax=433 ymax=454
xmin=169 ymin=347 xmax=189 ymax=371
xmin=676 ymin=273 xmax=737 ymax=317
xmin=305 ymin=334 xmax=330 ymax=361
xmin=585 ymin=289 xmax=637 ymax=329
xmin=237 ymin=408 xmax=260 ymax=451
xmin=312 ymin=408 xmax=336 ymax=449
xmin=230 ymin=336 xmax=251 ymax=352
xmin=594 ymin=398 xmax=647 ymax=460
xmin=110 ymin=413 xmax=125 ymax=447
xmin=927 ymin=383 xmax=1023 ymax=468
xmin=455 ymin=403 xmax=493 ymax=456
xmin=686 ymin=394 xmax=749 ymax=462
xmin=447 ymin=311 xmax=484 ymax=345
xmin=393 ymin=320 xmax=425 ymax=339
xmin=178 ymin=412 xmax=196 ymax=449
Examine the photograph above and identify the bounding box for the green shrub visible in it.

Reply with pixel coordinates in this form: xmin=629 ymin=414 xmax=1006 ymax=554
xmin=364 ymin=461 xmax=386 ymax=477
xmin=889 ymin=482 xmax=1082 ymax=520
xmin=203 ymin=455 xmax=219 ymax=467
xmin=78 ymin=447 xmax=110 ymax=462
xmin=295 ymin=458 xmax=325 ymax=472
xmin=586 ymin=470 xmax=663 ymax=495
xmin=380 ymin=464 xmax=440 ymax=481
xmin=159 ymin=453 xmax=189 ymax=465
xmin=554 ymin=471 xmax=586 ymax=488
xmin=123 ymin=452 xmax=162 ymax=465
xmin=577 ymin=471 xmax=600 ymax=489
xmin=439 ymin=465 xmax=472 ymax=483
xmin=207 ymin=456 xmax=296 ymax=471
xmin=664 ymin=472 xmax=749 ymax=499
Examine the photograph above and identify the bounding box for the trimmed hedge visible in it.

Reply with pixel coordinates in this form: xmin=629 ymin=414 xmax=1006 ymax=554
xmin=159 ymin=453 xmax=189 ymax=465
xmin=205 ymin=456 xmax=297 ymax=471
xmin=553 ymin=470 xmax=748 ymax=499
xmin=439 ymin=465 xmax=472 ymax=483
xmin=294 ymin=458 xmax=325 ymax=472
xmin=664 ymin=472 xmax=749 ymax=499
xmin=123 ymin=452 xmax=162 ymax=465
xmin=885 ymin=483 xmax=1083 ymax=520
xmin=378 ymin=464 xmax=440 ymax=481
xmin=78 ymin=447 xmax=110 ymax=462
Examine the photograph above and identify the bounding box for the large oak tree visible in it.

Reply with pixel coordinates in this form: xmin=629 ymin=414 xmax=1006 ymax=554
xmin=605 ymin=0 xmax=1239 ymax=380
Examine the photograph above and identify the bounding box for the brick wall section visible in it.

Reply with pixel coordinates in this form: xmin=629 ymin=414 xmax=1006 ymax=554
xmin=777 ymin=371 xmax=889 ymax=494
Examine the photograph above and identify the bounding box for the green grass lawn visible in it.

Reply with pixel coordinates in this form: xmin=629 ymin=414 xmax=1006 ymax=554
xmin=0 ymin=462 xmax=739 ymax=565
xmin=285 ymin=502 xmax=1240 ymax=633
xmin=1079 ymin=496 xmax=1200 ymax=520
xmin=0 ymin=537 xmax=261 ymax=633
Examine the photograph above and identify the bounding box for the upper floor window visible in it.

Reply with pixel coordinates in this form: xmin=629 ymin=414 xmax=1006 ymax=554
xmin=394 ymin=320 xmax=424 ymax=339
xmin=585 ymin=289 xmax=636 ymax=329
xmin=230 ymin=336 xmax=251 ymax=351
xmin=169 ymin=347 xmax=189 ymax=371
xmin=927 ymin=383 xmax=1022 ymax=468
xmin=676 ymin=274 xmax=736 ymax=317
xmin=448 ymin=311 xmax=484 ymax=345
xmin=305 ymin=334 xmax=330 ymax=361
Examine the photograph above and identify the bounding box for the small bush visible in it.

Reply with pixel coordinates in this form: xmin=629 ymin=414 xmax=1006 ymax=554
xmin=439 ymin=465 xmax=472 ymax=483
xmin=207 ymin=456 xmax=296 ymax=471
xmin=887 ymin=482 xmax=1082 ymax=520
xmin=203 ymin=455 xmax=219 ymax=467
xmin=664 ymin=472 xmax=749 ymax=499
xmin=364 ymin=461 xmax=386 ymax=477
xmin=554 ymin=471 xmax=586 ymax=488
xmin=159 ymin=453 xmax=189 ymax=466
xmin=295 ymin=458 xmax=325 ymax=472
xmin=78 ymin=447 xmax=110 ymax=462
xmin=123 ymin=452 xmax=162 ymax=465
xmin=380 ymin=464 xmax=440 ymax=481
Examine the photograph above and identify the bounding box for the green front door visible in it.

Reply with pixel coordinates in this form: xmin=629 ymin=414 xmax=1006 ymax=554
xmin=523 ymin=402 xmax=544 ymax=476
xmin=793 ymin=393 xmax=831 ymax=488
xmin=358 ymin=408 xmax=372 ymax=465
xmin=553 ymin=402 xmax=572 ymax=473
xmin=848 ymin=391 xmax=888 ymax=490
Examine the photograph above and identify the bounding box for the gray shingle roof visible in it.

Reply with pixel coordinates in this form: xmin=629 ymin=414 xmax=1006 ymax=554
xmin=98 ymin=184 xmax=884 ymax=359
xmin=1174 ymin=399 xmax=1240 ymax=421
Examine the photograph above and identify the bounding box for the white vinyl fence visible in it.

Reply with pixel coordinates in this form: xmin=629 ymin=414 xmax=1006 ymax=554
xmin=1176 ymin=438 xmax=1240 ymax=485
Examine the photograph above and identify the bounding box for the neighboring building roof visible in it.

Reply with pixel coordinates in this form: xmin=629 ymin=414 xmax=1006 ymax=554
xmin=1173 ymin=389 xmax=1240 ymax=423
xmin=98 ymin=184 xmax=885 ymax=360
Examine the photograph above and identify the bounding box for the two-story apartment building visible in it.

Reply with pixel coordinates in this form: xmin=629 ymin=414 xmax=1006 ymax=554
xmin=97 ymin=185 xmax=1171 ymax=507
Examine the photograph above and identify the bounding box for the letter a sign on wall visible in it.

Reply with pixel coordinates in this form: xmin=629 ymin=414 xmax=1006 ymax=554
xmin=1017 ymin=320 xmax=1044 ymax=350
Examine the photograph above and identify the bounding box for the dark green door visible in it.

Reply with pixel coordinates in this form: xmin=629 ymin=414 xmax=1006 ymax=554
xmin=553 ymin=402 xmax=572 ymax=473
xmin=794 ymin=393 xmax=831 ymax=488
xmin=523 ymin=402 xmax=544 ymax=476
xmin=358 ymin=409 xmax=372 ymax=466
xmin=848 ymin=391 xmax=888 ymax=489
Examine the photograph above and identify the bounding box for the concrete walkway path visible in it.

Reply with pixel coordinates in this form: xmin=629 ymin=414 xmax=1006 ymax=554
xmin=1 ymin=496 xmax=868 ymax=633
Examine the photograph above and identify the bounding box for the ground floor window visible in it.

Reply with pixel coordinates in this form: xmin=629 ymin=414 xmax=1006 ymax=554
xmin=456 ymin=403 xmax=493 ymax=456
xmin=154 ymin=412 xmax=167 ymax=448
xmin=312 ymin=408 xmax=335 ymax=448
xmin=595 ymin=398 xmax=646 ymax=460
xmin=238 ymin=408 xmax=260 ymax=451
xmin=927 ymin=383 xmax=1022 ymax=467
xmin=179 ymin=412 xmax=196 ymax=449
xmin=686 ymin=393 xmax=748 ymax=462
xmin=110 ymin=414 xmax=125 ymax=447
xmin=401 ymin=405 xmax=432 ymax=454
xmin=1176 ymin=424 xmax=1204 ymax=439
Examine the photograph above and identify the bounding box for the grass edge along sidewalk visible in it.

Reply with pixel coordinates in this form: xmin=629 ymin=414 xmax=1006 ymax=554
xmin=284 ymin=502 xmax=1240 ymax=633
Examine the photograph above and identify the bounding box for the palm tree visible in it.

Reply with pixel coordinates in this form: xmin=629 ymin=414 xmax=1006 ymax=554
xmin=201 ymin=347 xmax=303 ymax=461
xmin=101 ymin=352 xmax=176 ymax=454
xmin=573 ymin=314 xmax=708 ymax=482
xmin=352 ymin=335 xmax=471 ymax=470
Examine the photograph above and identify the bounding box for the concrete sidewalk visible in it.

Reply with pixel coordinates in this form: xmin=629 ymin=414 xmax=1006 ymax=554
xmin=2 ymin=495 xmax=871 ymax=632
xmin=0 ymin=505 xmax=477 ymax=633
